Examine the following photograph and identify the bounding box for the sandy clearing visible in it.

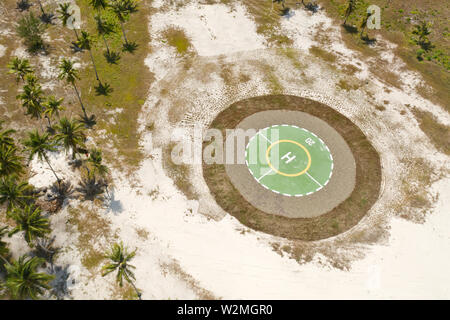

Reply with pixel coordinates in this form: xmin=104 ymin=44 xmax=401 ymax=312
xmin=14 ymin=0 xmax=449 ymax=300
xmin=150 ymin=2 xmax=266 ymax=57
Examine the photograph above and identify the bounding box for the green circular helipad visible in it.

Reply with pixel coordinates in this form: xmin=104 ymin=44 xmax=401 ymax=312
xmin=245 ymin=125 xmax=333 ymax=197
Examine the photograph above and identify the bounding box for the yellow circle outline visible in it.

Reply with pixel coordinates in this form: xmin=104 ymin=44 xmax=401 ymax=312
xmin=266 ymin=140 xmax=311 ymax=177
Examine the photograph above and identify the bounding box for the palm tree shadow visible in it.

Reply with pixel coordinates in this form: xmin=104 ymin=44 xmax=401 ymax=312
xmin=104 ymin=190 xmax=123 ymax=215
xmin=70 ymin=42 xmax=83 ymax=53
xmin=122 ymin=42 xmax=139 ymax=53
xmin=76 ymin=176 xmax=106 ymax=201
xmin=95 ymin=82 xmax=113 ymax=96
xmin=16 ymin=0 xmax=31 ymax=11
xmin=104 ymin=51 xmax=121 ymax=64
xmin=33 ymin=236 xmax=58 ymax=266
xmin=78 ymin=114 xmax=97 ymax=128
xmin=343 ymin=24 xmax=358 ymax=34
xmin=50 ymin=264 xmax=74 ymax=300
xmin=301 ymin=1 xmax=320 ymax=13
xmin=46 ymin=125 xmax=56 ymax=135
xmin=48 ymin=180 xmax=74 ymax=208
xmin=40 ymin=13 xmax=55 ymax=25
xmin=361 ymin=35 xmax=377 ymax=45
xmin=279 ymin=7 xmax=295 ymax=18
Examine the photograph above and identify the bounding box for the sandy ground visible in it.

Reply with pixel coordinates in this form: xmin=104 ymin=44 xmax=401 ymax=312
xmin=1 ymin=0 xmax=449 ymax=299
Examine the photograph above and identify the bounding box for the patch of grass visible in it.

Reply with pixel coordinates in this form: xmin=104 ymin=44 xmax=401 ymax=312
xmin=111 ymin=282 xmax=139 ymax=300
xmin=309 ymin=46 xmax=337 ymax=63
xmin=160 ymin=259 xmax=218 ymax=299
xmin=340 ymin=63 xmax=361 ymax=75
xmin=368 ymin=61 xmax=403 ymax=89
xmin=81 ymin=249 xmax=105 ymax=271
xmin=277 ymin=48 xmax=305 ymax=70
xmin=337 ymin=78 xmax=361 ymax=91
xmin=161 ymin=26 xmax=192 ymax=55
xmin=218 ymin=62 xmax=235 ymax=87
xmin=393 ymin=157 xmax=437 ymax=223
xmin=67 ymin=205 xmax=110 ymax=272
xmin=252 ymin=61 xmax=284 ymax=94
xmin=409 ymin=107 xmax=450 ymax=155
xmin=242 ymin=0 xmax=294 ymax=46
xmin=319 ymin=0 xmax=450 ymax=110
xmin=163 ymin=142 xmax=198 ymax=200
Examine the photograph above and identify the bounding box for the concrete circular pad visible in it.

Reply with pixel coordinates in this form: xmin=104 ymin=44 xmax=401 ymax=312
xmin=225 ymin=110 xmax=356 ymax=218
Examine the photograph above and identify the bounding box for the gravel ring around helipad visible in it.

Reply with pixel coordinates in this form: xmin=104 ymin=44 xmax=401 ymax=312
xmin=202 ymin=95 xmax=382 ymax=241
xmin=225 ymin=110 xmax=356 ymax=218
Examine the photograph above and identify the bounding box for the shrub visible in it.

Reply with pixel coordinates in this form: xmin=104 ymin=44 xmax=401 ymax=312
xmin=16 ymin=12 xmax=46 ymax=53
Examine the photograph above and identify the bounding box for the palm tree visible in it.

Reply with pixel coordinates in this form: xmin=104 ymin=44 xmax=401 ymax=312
xmin=90 ymin=0 xmax=109 ymax=12
xmin=54 ymin=117 xmax=86 ymax=159
xmin=77 ymin=31 xmax=100 ymax=82
xmin=43 ymin=96 xmax=65 ymax=127
xmin=109 ymin=0 xmax=138 ymax=47
xmin=5 ymin=254 xmax=54 ymax=300
xmin=23 ymin=130 xmax=61 ymax=185
xmin=343 ymin=0 xmax=356 ymax=25
xmin=58 ymin=58 xmax=88 ymax=119
xmin=0 ymin=145 xmax=24 ymax=177
xmin=0 ymin=121 xmax=16 ymax=149
xmin=16 ymin=74 xmax=44 ymax=120
xmin=8 ymin=204 xmax=51 ymax=246
xmin=8 ymin=57 xmax=33 ymax=83
xmin=57 ymin=2 xmax=79 ymax=40
xmin=87 ymin=148 xmax=110 ymax=197
xmin=102 ymin=242 xmax=141 ymax=300
xmin=0 ymin=176 xmax=32 ymax=213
